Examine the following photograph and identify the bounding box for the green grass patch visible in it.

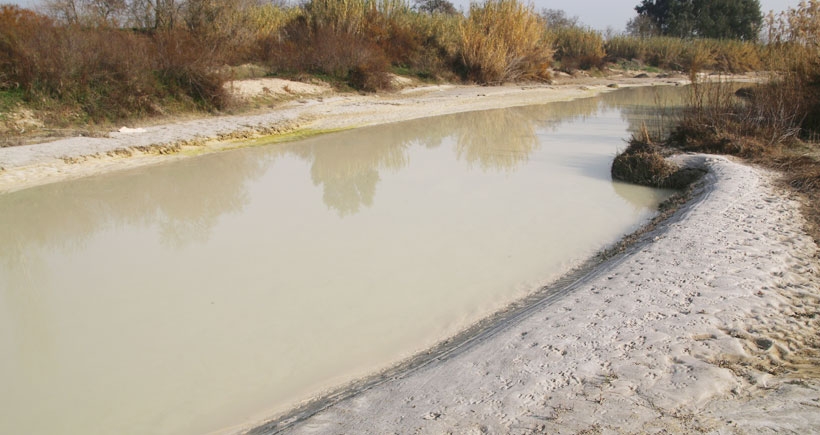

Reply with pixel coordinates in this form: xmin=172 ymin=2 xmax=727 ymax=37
xmin=0 ymin=88 xmax=25 ymax=115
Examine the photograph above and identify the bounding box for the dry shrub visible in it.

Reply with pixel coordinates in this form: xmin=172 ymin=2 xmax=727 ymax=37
xmin=262 ymin=0 xmax=397 ymax=90
xmin=180 ymin=0 xmax=278 ymax=64
xmin=680 ymin=40 xmax=716 ymax=73
xmin=457 ymin=0 xmax=552 ymax=83
xmin=265 ymin=0 xmax=459 ymax=89
xmin=713 ymin=39 xmax=762 ymax=73
xmin=612 ymin=126 xmax=682 ymax=188
xmin=644 ymin=37 xmax=687 ymax=70
xmin=769 ymin=154 xmax=820 ymax=244
xmin=0 ymin=5 xmax=230 ymax=123
xmin=670 ymin=69 xmax=812 ymax=157
xmin=0 ymin=7 xmax=160 ymax=120
xmin=669 ymin=80 xmax=764 ymax=157
xmin=605 ymin=36 xmax=761 ymax=74
xmin=605 ymin=36 xmax=692 ymax=70
xmin=0 ymin=6 xmax=57 ymax=91
xmin=762 ymin=0 xmax=820 ymax=134
xmin=152 ymin=29 xmax=231 ymax=110
xmin=550 ymin=26 xmax=605 ymax=71
xmin=270 ymin=16 xmax=391 ymax=90
xmin=605 ymin=35 xmax=647 ymax=62
xmin=387 ymin=11 xmax=461 ymax=79
xmin=60 ymin=28 xmax=160 ymax=120
xmin=348 ymin=50 xmax=394 ymax=91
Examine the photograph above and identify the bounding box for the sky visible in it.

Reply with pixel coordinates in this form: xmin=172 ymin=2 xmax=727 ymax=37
xmin=3 ymin=0 xmax=805 ymax=32
xmin=448 ymin=0 xmax=804 ymax=31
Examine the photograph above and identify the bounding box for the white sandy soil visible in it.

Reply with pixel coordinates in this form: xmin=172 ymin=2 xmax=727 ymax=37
xmin=254 ymin=155 xmax=820 ymax=434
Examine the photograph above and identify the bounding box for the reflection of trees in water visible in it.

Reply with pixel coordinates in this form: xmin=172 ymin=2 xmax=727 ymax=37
xmin=280 ymin=127 xmax=415 ymax=216
xmin=0 ymin=86 xmax=688 ymax=364
xmin=279 ymin=95 xmax=620 ymax=215
xmin=603 ymin=86 xmax=689 ymax=138
xmin=0 ymin=149 xmax=267 ymax=365
xmin=0 ymin=149 xmax=266 ymax=261
xmin=452 ymin=109 xmax=539 ymax=172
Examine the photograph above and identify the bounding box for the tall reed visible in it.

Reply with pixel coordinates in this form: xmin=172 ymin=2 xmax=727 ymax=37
xmin=549 ymin=26 xmax=605 ymax=71
xmin=457 ymin=0 xmax=552 ymax=83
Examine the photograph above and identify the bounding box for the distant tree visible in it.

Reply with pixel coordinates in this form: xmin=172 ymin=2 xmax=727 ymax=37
xmin=413 ymin=0 xmax=457 ymax=15
xmin=695 ymin=0 xmax=763 ymax=40
xmin=540 ymin=8 xmax=578 ymax=28
xmin=626 ymin=14 xmax=659 ymax=37
xmin=634 ymin=0 xmax=762 ymax=40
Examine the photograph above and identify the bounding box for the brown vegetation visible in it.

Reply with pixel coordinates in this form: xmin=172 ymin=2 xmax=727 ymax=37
xmin=457 ymin=0 xmax=551 ymax=83
xmin=642 ymin=1 xmax=820 ymax=242
xmin=611 ymin=125 xmax=705 ymax=189
xmin=1 ymin=0 xmax=820 ymax=150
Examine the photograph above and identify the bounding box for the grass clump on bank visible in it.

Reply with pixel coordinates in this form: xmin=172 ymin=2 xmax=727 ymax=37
xmin=612 ymin=125 xmax=705 ymax=189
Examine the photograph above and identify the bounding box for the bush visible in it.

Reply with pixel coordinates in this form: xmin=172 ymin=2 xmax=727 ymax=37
xmin=153 ymin=29 xmax=231 ymax=110
xmin=550 ymin=26 xmax=605 ymax=71
xmin=605 ymin=35 xmax=762 ymax=74
xmin=612 ymin=132 xmax=678 ymax=188
xmin=457 ymin=0 xmax=552 ymax=83
xmin=0 ymin=5 xmax=231 ymax=123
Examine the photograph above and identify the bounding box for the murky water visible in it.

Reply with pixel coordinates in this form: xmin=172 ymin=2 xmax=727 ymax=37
xmin=0 ymin=87 xmax=685 ymax=435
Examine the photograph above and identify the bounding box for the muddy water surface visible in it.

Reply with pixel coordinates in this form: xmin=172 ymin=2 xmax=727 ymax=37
xmin=0 ymin=87 xmax=684 ymax=435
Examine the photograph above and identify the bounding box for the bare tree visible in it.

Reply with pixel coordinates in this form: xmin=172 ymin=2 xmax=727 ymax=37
xmin=119 ymin=0 xmax=183 ymax=29
xmin=43 ymin=0 xmax=82 ymax=24
xmin=626 ymin=14 xmax=659 ymax=37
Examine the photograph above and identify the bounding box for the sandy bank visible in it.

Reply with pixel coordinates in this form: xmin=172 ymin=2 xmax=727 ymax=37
xmin=0 ymin=75 xmax=688 ymax=193
xmin=249 ymin=155 xmax=820 ymax=434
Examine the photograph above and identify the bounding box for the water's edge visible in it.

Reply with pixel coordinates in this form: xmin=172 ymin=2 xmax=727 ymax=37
xmin=246 ymin=157 xmax=708 ymax=434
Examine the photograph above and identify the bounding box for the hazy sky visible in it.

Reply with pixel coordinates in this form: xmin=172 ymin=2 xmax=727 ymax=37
xmin=4 ymin=0 xmax=805 ymax=32
xmin=449 ymin=0 xmax=804 ymax=31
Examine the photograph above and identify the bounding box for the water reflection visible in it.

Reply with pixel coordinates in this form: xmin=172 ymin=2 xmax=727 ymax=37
xmin=0 ymin=149 xmax=268 ymax=382
xmin=0 ymin=86 xmax=690 ymax=367
xmin=267 ymin=86 xmax=689 ymax=216
xmin=453 ymin=109 xmax=539 ymax=171
xmin=0 ymin=85 xmax=689 ymax=435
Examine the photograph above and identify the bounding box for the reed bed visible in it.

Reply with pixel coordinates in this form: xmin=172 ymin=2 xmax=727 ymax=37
xmin=549 ymin=26 xmax=605 ymax=71
xmin=457 ymin=0 xmax=552 ymax=83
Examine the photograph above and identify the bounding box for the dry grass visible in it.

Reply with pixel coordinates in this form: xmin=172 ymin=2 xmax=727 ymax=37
xmin=605 ymin=36 xmax=763 ymax=73
xmin=658 ymin=1 xmax=820 ymax=242
xmin=0 ymin=5 xmax=230 ymax=124
xmin=457 ymin=0 xmax=552 ymax=83
xmin=549 ymin=26 xmax=605 ymax=71
xmin=612 ymin=124 xmax=705 ymax=189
